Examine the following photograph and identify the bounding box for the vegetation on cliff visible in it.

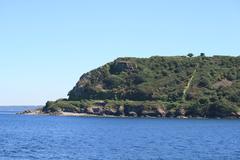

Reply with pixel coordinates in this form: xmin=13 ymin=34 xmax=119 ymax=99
xmin=42 ymin=55 xmax=240 ymax=118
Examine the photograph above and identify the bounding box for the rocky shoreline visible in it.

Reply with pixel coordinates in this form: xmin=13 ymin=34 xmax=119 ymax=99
xmin=19 ymin=105 xmax=240 ymax=119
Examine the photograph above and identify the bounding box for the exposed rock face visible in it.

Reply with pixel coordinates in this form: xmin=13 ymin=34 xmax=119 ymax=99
xmin=124 ymin=105 xmax=144 ymax=116
xmin=109 ymin=60 xmax=137 ymax=74
xmin=85 ymin=106 xmax=123 ymax=116
xmin=175 ymin=108 xmax=186 ymax=117
xmin=157 ymin=107 xmax=167 ymax=117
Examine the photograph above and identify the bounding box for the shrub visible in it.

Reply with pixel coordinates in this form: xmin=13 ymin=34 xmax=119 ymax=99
xmin=198 ymin=77 xmax=210 ymax=88
xmin=103 ymin=75 xmax=124 ymax=89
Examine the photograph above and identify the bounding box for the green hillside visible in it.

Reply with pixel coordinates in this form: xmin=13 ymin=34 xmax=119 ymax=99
xmin=42 ymin=55 xmax=240 ymax=118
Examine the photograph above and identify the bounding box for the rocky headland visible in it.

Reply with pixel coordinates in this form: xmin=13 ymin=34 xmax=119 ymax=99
xmin=22 ymin=55 xmax=240 ymax=118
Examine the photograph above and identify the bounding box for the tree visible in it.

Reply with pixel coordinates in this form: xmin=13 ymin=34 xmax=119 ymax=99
xmin=187 ymin=53 xmax=194 ymax=57
xmin=200 ymin=53 xmax=205 ymax=57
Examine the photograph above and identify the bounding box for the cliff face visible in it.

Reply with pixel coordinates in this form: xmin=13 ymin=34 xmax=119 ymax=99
xmin=43 ymin=56 xmax=240 ymax=118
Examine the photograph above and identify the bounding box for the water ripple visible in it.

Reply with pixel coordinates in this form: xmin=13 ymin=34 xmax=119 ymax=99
xmin=0 ymin=115 xmax=240 ymax=159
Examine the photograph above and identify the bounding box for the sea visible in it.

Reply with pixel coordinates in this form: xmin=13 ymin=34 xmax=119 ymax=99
xmin=0 ymin=106 xmax=240 ymax=160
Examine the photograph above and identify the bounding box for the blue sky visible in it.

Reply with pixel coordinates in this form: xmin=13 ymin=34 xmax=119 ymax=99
xmin=0 ymin=0 xmax=240 ymax=105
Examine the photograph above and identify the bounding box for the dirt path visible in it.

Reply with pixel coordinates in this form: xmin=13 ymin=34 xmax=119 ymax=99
xmin=182 ymin=64 xmax=198 ymax=101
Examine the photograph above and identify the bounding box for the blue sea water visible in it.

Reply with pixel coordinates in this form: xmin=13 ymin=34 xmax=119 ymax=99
xmin=0 ymin=107 xmax=240 ymax=160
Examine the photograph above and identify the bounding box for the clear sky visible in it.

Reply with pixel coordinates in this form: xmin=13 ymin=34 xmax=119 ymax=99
xmin=0 ymin=0 xmax=240 ymax=105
